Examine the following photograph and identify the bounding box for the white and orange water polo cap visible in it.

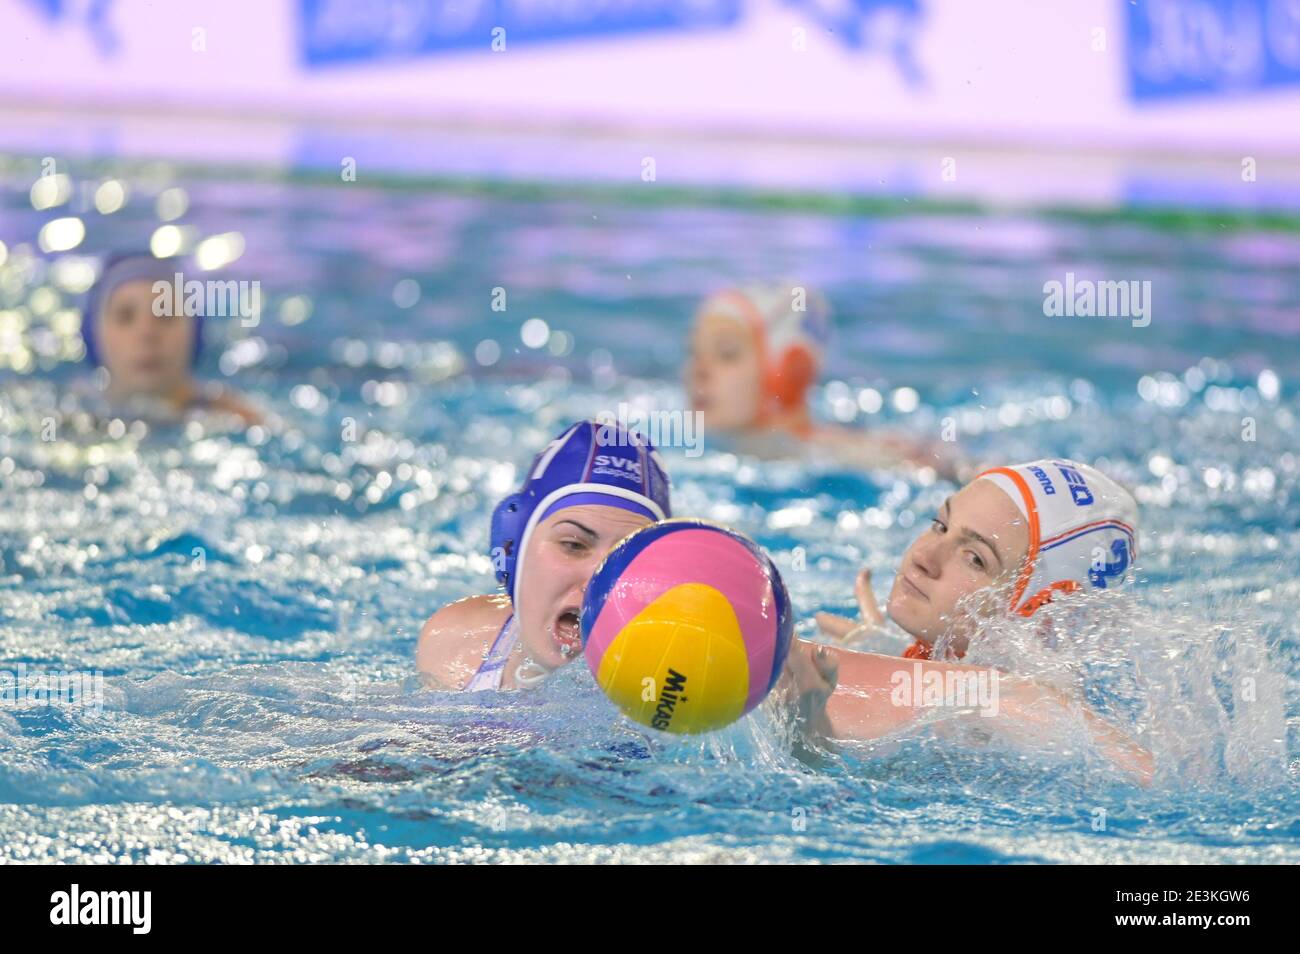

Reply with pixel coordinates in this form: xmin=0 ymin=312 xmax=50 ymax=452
xmin=976 ymin=459 xmax=1139 ymax=616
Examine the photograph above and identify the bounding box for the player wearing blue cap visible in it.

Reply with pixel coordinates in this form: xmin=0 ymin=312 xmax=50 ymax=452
xmin=82 ymin=252 xmax=260 ymax=425
xmin=416 ymin=420 xmax=672 ymax=691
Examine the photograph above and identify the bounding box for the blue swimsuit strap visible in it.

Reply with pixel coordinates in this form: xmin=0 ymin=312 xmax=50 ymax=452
xmin=465 ymin=614 xmax=518 ymax=691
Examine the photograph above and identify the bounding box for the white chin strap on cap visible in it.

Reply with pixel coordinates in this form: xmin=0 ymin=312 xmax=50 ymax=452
xmin=513 ymin=659 xmax=552 ymax=689
xmin=976 ymin=459 xmax=1139 ymax=616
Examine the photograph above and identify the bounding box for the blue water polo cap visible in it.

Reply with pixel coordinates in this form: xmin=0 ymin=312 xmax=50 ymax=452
xmin=489 ymin=420 xmax=673 ymax=607
xmin=82 ymin=252 xmax=204 ymax=367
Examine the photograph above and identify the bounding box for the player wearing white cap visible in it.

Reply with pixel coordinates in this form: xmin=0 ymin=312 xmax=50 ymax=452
xmin=783 ymin=459 xmax=1152 ymax=782
xmin=685 ymin=283 xmax=958 ymax=476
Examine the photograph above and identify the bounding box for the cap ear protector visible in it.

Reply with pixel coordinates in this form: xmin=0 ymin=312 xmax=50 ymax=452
xmin=489 ymin=492 xmax=527 ymax=591
xmin=765 ymin=344 xmax=818 ymax=411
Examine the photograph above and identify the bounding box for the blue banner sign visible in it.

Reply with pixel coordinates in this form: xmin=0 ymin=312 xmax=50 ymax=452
xmin=1127 ymin=0 xmax=1300 ymax=100
xmin=299 ymin=0 xmax=744 ymax=66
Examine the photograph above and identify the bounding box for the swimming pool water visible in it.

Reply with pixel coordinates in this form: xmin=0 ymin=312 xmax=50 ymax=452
xmin=1 ymin=163 xmax=1298 ymax=862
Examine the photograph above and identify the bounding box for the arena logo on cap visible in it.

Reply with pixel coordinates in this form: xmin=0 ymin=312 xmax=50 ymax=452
xmin=595 ymin=403 xmax=704 ymax=458
xmin=1027 ymin=465 xmax=1055 ymax=496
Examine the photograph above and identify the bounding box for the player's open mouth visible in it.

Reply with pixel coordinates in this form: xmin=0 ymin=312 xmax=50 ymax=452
xmin=554 ymin=608 xmax=581 ymax=655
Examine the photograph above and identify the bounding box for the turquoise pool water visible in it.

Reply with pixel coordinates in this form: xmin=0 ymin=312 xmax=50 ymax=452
xmin=0 ymin=164 xmax=1298 ymax=862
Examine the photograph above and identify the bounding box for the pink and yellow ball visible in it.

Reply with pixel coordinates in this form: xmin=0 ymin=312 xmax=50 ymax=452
xmin=580 ymin=519 xmax=794 ymax=734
